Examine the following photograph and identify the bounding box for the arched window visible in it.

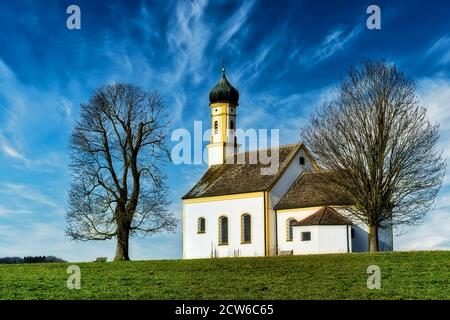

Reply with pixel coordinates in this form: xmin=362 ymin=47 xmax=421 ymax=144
xmin=230 ymin=120 xmax=234 ymax=130
xmin=241 ymin=214 xmax=251 ymax=243
xmin=214 ymin=121 xmax=219 ymax=134
xmin=218 ymin=216 xmax=228 ymax=245
xmin=299 ymin=156 xmax=305 ymax=165
xmin=286 ymin=218 xmax=296 ymax=241
xmin=198 ymin=217 xmax=205 ymax=234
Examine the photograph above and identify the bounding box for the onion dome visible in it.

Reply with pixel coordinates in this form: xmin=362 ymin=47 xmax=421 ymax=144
xmin=209 ymin=65 xmax=239 ymax=106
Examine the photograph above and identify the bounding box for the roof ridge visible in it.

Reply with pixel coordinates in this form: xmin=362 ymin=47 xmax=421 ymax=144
xmin=264 ymin=143 xmax=302 ymax=190
xmin=275 ymin=171 xmax=306 ymax=204
xmin=182 ymin=144 xmax=303 ymax=200
xmin=318 ymin=206 xmax=327 ymax=223
xmin=233 ymin=142 xmax=301 ymax=157
xmin=293 ymin=205 xmax=352 ymax=226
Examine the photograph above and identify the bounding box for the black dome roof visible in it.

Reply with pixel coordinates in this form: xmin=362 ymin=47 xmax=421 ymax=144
xmin=209 ymin=67 xmax=239 ymax=105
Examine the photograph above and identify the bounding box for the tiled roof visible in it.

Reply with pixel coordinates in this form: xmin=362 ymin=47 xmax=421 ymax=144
xmin=182 ymin=144 xmax=302 ymax=199
xmin=273 ymin=172 xmax=353 ymax=210
xmin=293 ymin=206 xmax=353 ymax=226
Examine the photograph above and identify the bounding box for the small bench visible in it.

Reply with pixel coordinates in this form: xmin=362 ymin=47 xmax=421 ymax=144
xmin=278 ymin=250 xmax=293 ymax=256
xmin=95 ymin=257 xmax=107 ymax=262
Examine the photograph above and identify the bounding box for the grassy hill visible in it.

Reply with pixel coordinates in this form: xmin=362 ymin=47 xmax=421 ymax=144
xmin=0 ymin=251 xmax=448 ymax=299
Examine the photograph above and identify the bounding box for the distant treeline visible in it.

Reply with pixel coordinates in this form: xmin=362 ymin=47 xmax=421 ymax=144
xmin=0 ymin=256 xmax=66 ymax=264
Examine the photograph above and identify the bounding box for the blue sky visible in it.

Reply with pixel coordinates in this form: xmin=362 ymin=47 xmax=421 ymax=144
xmin=0 ymin=0 xmax=449 ymax=262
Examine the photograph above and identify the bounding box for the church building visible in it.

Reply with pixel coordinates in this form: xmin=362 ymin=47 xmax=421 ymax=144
xmin=182 ymin=67 xmax=393 ymax=259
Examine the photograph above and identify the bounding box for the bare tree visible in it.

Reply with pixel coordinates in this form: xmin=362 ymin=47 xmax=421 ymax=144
xmin=66 ymin=83 xmax=176 ymax=261
xmin=301 ymin=60 xmax=446 ymax=252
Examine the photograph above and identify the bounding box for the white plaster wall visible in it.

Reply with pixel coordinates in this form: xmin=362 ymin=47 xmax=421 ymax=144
xmin=276 ymin=207 xmax=392 ymax=254
xmin=207 ymin=143 xmax=224 ymax=166
xmin=276 ymin=208 xmax=319 ymax=252
xmin=292 ymin=225 xmax=350 ymax=254
xmin=183 ymin=195 xmax=265 ymax=259
xmin=334 ymin=208 xmax=393 ymax=252
xmin=270 ymin=148 xmax=312 ymax=206
xmin=292 ymin=225 xmax=319 ymax=254
xmin=268 ymin=148 xmax=313 ymax=255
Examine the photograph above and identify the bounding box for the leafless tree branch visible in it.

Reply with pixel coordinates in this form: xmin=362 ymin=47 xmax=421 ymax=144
xmin=66 ymin=83 xmax=177 ymax=260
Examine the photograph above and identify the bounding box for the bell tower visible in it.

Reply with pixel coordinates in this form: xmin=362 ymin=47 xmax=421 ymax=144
xmin=207 ymin=65 xmax=239 ymax=166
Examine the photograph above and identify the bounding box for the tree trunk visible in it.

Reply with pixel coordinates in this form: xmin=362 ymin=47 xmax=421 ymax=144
xmin=114 ymin=224 xmax=130 ymax=261
xmin=368 ymin=223 xmax=379 ymax=252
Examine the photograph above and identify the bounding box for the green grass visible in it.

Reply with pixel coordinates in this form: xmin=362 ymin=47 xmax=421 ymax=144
xmin=0 ymin=251 xmax=449 ymax=299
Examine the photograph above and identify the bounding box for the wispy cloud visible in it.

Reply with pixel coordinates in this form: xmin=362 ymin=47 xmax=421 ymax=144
xmin=396 ymin=200 xmax=450 ymax=250
xmin=166 ymin=0 xmax=211 ymax=85
xmin=234 ymin=34 xmax=280 ymax=84
xmin=0 ymin=133 xmax=27 ymax=162
xmin=0 ymin=182 xmax=60 ymax=208
xmin=425 ymin=34 xmax=450 ymax=66
xmin=417 ymin=77 xmax=450 ymax=184
xmin=0 ymin=59 xmax=71 ymax=171
xmin=0 ymin=205 xmax=33 ymax=217
xmin=394 ymin=76 xmax=450 ymax=250
xmin=295 ymin=25 xmax=361 ymax=67
xmin=216 ymin=0 xmax=255 ymax=49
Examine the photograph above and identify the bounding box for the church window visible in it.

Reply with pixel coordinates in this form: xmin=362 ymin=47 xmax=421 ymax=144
xmin=241 ymin=214 xmax=251 ymax=243
xmin=218 ymin=216 xmax=228 ymax=245
xmin=287 ymin=219 xmax=296 ymax=241
xmin=198 ymin=217 xmax=205 ymax=233
xmin=214 ymin=121 xmax=219 ymax=134
xmin=301 ymin=231 xmax=311 ymax=241
xmin=299 ymin=156 xmax=305 ymax=165
xmin=230 ymin=120 xmax=234 ymax=130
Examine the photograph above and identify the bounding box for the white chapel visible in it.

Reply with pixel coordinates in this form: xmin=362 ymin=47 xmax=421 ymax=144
xmin=182 ymin=67 xmax=393 ymax=259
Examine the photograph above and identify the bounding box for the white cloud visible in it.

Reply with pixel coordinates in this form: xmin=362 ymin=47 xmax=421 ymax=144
xmin=165 ymin=0 xmax=211 ymax=85
xmin=233 ymin=35 xmax=280 ymax=85
xmin=395 ymin=76 xmax=450 ymax=251
xmin=0 ymin=218 xmax=181 ymax=262
xmin=425 ymin=34 xmax=450 ymax=65
xmin=0 ymin=133 xmax=27 ymax=162
xmin=417 ymin=77 xmax=450 ymax=185
xmin=395 ymin=206 xmax=450 ymax=251
xmin=0 ymin=182 xmax=60 ymax=208
xmin=0 ymin=221 xmax=113 ymax=261
xmin=0 ymin=205 xmax=33 ymax=217
xmin=296 ymin=25 xmax=361 ymax=67
xmin=0 ymin=59 xmax=71 ymax=171
xmin=59 ymin=98 xmax=73 ymax=123
xmin=216 ymin=0 xmax=255 ymax=49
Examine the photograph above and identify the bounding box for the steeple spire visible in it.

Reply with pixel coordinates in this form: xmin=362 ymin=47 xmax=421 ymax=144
xmin=209 ymin=63 xmax=239 ymax=106
xmin=207 ymin=63 xmax=239 ymax=166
